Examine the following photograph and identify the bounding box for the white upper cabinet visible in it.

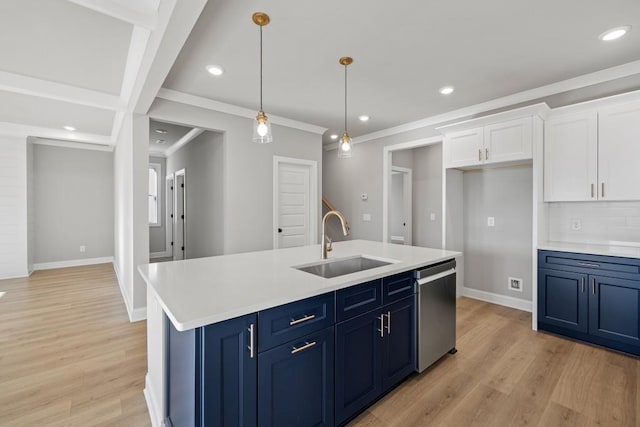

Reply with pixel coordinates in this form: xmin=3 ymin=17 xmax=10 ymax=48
xmin=544 ymin=100 xmax=640 ymax=202
xmin=544 ymin=112 xmax=598 ymax=202
xmin=444 ymin=127 xmax=484 ymax=168
xmin=439 ymin=105 xmax=544 ymax=169
xmin=484 ymin=117 xmax=532 ymax=164
xmin=598 ymin=102 xmax=640 ymax=201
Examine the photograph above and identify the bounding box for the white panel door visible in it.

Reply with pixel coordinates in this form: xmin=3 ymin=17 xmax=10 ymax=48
xmin=276 ymin=163 xmax=310 ymax=248
xmin=484 ymin=117 xmax=532 ymax=164
xmin=544 ymin=112 xmax=598 ymax=202
xmin=598 ymin=102 xmax=640 ymax=201
xmin=173 ymin=172 xmax=185 ymax=260
xmin=444 ymin=127 xmax=483 ymax=168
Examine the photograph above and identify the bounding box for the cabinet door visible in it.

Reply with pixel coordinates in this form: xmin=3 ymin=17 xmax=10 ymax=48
xmin=538 ymin=269 xmax=588 ymax=333
xmin=443 ymin=127 xmax=483 ymax=168
xmin=589 ymin=275 xmax=640 ymax=347
xmin=258 ymin=327 xmax=334 ymax=427
xmin=201 ymin=314 xmax=257 ymax=427
xmin=598 ymin=102 xmax=640 ymax=201
xmin=484 ymin=117 xmax=532 ymax=165
xmin=381 ymin=297 xmax=416 ymax=392
xmin=335 ymin=311 xmax=383 ymax=425
xmin=544 ymin=112 xmax=598 ymax=202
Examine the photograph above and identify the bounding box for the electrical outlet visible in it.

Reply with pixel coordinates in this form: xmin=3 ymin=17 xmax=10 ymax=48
xmin=362 ymin=213 xmax=371 ymax=221
xmin=79 ymin=245 xmax=86 ymax=253
xmin=361 ymin=193 xmax=368 ymax=201
xmin=487 ymin=217 xmax=495 ymax=227
xmin=508 ymin=277 xmax=523 ymax=292
xmin=570 ymin=219 xmax=582 ymax=231
xmin=430 ymin=213 xmax=436 ymax=221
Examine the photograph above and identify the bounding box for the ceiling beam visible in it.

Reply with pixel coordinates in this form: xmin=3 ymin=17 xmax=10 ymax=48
xmin=0 ymin=71 xmax=125 ymax=111
xmin=67 ymin=0 xmax=157 ymax=29
xmin=0 ymin=122 xmax=112 ymax=145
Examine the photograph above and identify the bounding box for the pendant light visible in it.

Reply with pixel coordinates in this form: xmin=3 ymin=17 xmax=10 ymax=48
xmin=338 ymin=57 xmax=353 ymax=158
xmin=252 ymin=12 xmax=273 ymax=143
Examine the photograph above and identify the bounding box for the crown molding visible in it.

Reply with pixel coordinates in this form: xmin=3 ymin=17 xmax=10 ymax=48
xmin=0 ymin=122 xmax=111 ymax=145
xmin=32 ymin=138 xmax=114 ymax=152
xmin=156 ymin=88 xmax=328 ymax=135
xmin=163 ymin=127 xmax=203 ymax=157
xmin=435 ymin=103 xmax=550 ymax=134
xmin=323 ymin=59 xmax=640 ymax=150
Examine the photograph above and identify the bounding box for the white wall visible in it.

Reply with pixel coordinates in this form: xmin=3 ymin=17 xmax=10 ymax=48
xmin=33 ymin=144 xmax=114 ymax=264
xmin=114 ymin=113 xmax=149 ymax=321
xmin=148 ymin=99 xmax=323 ymax=255
xmin=0 ymin=136 xmax=28 ymax=279
xmin=412 ymin=144 xmax=443 ymax=249
xmin=166 ymin=131 xmax=224 ymax=258
xmin=149 ymin=155 xmax=167 ymax=255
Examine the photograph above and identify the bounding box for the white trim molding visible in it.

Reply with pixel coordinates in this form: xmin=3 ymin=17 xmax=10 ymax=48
xmin=32 ymin=138 xmax=113 ymax=152
xmin=164 ymin=127 xmax=204 ymax=157
xmin=67 ymin=0 xmax=159 ymax=30
xmin=461 ymin=286 xmax=533 ymax=313
xmin=0 ymin=122 xmax=112 ymax=145
xmin=33 ymin=256 xmax=114 ymax=271
xmin=150 ymin=250 xmax=172 ymax=259
xmin=157 ymin=88 xmax=328 ymax=135
xmin=144 ymin=375 xmax=164 ymax=427
xmin=113 ymin=260 xmax=147 ymax=322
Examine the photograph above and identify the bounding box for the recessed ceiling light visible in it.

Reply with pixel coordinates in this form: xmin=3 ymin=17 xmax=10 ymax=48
xmin=63 ymin=125 xmax=76 ymax=131
xmin=206 ymin=65 xmax=224 ymax=76
xmin=599 ymin=26 xmax=631 ymax=41
xmin=155 ymin=139 xmax=166 ymax=144
xmin=358 ymin=115 xmax=370 ymax=122
xmin=330 ymin=134 xmax=339 ymax=140
xmin=155 ymin=129 xmax=168 ymax=134
xmin=439 ymin=86 xmax=455 ymax=95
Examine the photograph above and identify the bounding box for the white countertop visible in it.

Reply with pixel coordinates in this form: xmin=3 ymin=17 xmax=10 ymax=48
xmin=538 ymin=241 xmax=640 ymax=259
xmin=138 ymin=240 xmax=460 ymax=331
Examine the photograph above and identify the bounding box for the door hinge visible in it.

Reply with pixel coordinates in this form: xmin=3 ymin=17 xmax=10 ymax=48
xmin=171 ymin=186 xmax=173 ymax=190
xmin=181 ymin=183 xmax=184 ymax=188
xmin=181 ymin=246 xmax=185 ymax=251
xmin=171 ymin=241 xmax=173 ymax=246
xmin=170 ymin=214 xmax=173 ymax=218
xmin=181 ymin=215 xmax=184 ymax=220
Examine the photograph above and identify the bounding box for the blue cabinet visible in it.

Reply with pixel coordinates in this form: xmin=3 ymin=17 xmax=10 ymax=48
xmin=538 ymin=250 xmax=640 ymax=356
xmin=258 ymin=327 xmax=334 ymax=427
xmin=335 ymin=295 xmax=415 ymax=425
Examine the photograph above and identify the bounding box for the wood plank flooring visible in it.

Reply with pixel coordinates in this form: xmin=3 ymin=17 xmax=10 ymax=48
xmin=0 ymin=264 xmax=150 ymax=426
xmin=1 ymin=265 xmax=638 ymax=426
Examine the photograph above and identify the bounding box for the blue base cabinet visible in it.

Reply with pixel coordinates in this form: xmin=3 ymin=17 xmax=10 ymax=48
xmin=538 ymin=250 xmax=640 ymax=356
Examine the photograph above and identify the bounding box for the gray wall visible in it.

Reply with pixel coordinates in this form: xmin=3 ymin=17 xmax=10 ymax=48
xmin=149 ymin=98 xmax=322 ymax=255
xmin=411 ymin=144 xmax=442 ymax=249
xmin=389 ymin=173 xmax=404 ymax=239
xmin=166 ymin=131 xmax=224 ymax=259
xmin=463 ymin=165 xmax=532 ymax=301
xmin=27 ymin=139 xmax=35 ymax=272
xmin=33 ymin=144 xmax=114 ymax=263
xmin=149 ymin=155 xmax=167 ymax=254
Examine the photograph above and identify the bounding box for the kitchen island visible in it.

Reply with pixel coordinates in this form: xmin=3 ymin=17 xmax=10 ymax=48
xmin=139 ymin=240 xmax=460 ymax=427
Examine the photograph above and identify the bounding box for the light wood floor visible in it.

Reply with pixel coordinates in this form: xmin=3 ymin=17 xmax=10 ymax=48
xmin=0 ymin=264 xmax=150 ymax=426
xmin=1 ymin=265 xmax=638 ymax=426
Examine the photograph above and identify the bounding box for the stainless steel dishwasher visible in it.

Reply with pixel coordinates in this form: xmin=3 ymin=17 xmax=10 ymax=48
xmin=414 ymin=259 xmax=457 ymax=372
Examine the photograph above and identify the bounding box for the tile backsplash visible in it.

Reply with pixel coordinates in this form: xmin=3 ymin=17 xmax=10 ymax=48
xmin=547 ymin=202 xmax=640 ymax=246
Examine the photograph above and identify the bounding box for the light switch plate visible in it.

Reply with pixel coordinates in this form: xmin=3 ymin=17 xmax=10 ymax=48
xmin=487 ymin=217 xmax=495 ymax=227
xmin=571 ymin=219 xmax=582 ymax=231
xmin=362 ymin=213 xmax=371 ymax=221
xmin=430 ymin=213 xmax=436 ymax=221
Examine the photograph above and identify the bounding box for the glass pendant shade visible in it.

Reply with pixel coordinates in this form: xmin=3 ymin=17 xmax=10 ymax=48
xmin=252 ymin=110 xmax=273 ymax=143
xmin=337 ymin=132 xmax=353 ymax=158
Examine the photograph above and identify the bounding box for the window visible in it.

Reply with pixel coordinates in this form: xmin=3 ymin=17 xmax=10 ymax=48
xmin=149 ymin=163 xmax=161 ymax=226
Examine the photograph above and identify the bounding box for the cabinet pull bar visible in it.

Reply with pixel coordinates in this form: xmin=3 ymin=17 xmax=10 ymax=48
xmin=478 ymin=149 xmax=482 ymax=161
xmin=485 ymin=148 xmax=489 ymax=161
xmin=248 ymin=324 xmax=255 ymax=359
xmin=289 ymin=314 xmax=316 ymax=326
xmin=291 ymin=341 xmax=316 ymax=354
xmin=581 ymin=277 xmax=585 ymax=293
xmin=378 ymin=315 xmax=385 ymax=337
xmin=601 ymin=182 xmax=605 ymax=198
xmin=591 ymin=184 xmax=594 ymax=199
xmin=592 ymin=278 xmax=596 ymax=295
xmin=578 ymin=262 xmax=600 ymax=268
xmin=386 ymin=311 xmax=391 ymax=334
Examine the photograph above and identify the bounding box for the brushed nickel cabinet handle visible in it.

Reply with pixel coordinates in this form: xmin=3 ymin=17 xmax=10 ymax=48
xmin=485 ymin=148 xmax=489 ymax=161
xmin=291 ymin=341 xmax=317 ymax=354
xmin=578 ymin=262 xmax=600 ymax=268
xmin=478 ymin=149 xmax=482 ymax=161
xmin=248 ymin=323 xmax=255 ymax=359
xmin=290 ymin=314 xmax=316 ymax=326
xmin=385 ymin=311 xmax=391 ymax=334
xmin=378 ymin=314 xmax=385 ymax=337
xmin=591 ymin=184 xmax=594 ymax=199
xmin=581 ymin=277 xmax=585 ymax=293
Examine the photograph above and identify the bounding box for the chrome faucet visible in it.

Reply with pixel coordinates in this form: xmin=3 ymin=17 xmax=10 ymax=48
xmin=321 ymin=210 xmax=350 ymax=259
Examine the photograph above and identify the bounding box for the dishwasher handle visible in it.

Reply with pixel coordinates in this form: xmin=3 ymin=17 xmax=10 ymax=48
xmin=416 ymin=268 xmax=455 ymax=286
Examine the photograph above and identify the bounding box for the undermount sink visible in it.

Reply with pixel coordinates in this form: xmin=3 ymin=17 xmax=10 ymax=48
xmin=294 ymin=255 xmax=395 ymax=279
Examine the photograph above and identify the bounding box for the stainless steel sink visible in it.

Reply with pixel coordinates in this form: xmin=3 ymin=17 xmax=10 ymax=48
xmin=294 ymin=256 xmax=394 ymax=279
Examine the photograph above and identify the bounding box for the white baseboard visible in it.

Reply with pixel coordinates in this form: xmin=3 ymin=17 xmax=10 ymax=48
xmin=144 ymin=374 xmax=163 ymax=427
xmin=113 ymin=261 xmax=147 ymax=323
xmin=461 ymin=286 xmax=532 ymax=312
xmin=33 ymin=256 xmax=114 ymax=271
xmin=150 ymin=251 xmax=171 ymax=259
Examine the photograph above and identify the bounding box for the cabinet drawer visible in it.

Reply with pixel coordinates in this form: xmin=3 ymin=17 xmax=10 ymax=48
xmin=539 ymin=250 xmax=640 ymax=281
xmin=258 ymin=293 xmax=334 ymax=352
xmin=383 ymin=271 xmax=415 ymax=303
xmin=336 ymin=279 xmax=382 ymax=322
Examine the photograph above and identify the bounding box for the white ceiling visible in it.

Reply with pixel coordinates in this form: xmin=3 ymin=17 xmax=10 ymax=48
xmin=148 ymin=119 xmax=192 ymax=155
xmin=163 ymin=0 xmax=640 ymax=144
